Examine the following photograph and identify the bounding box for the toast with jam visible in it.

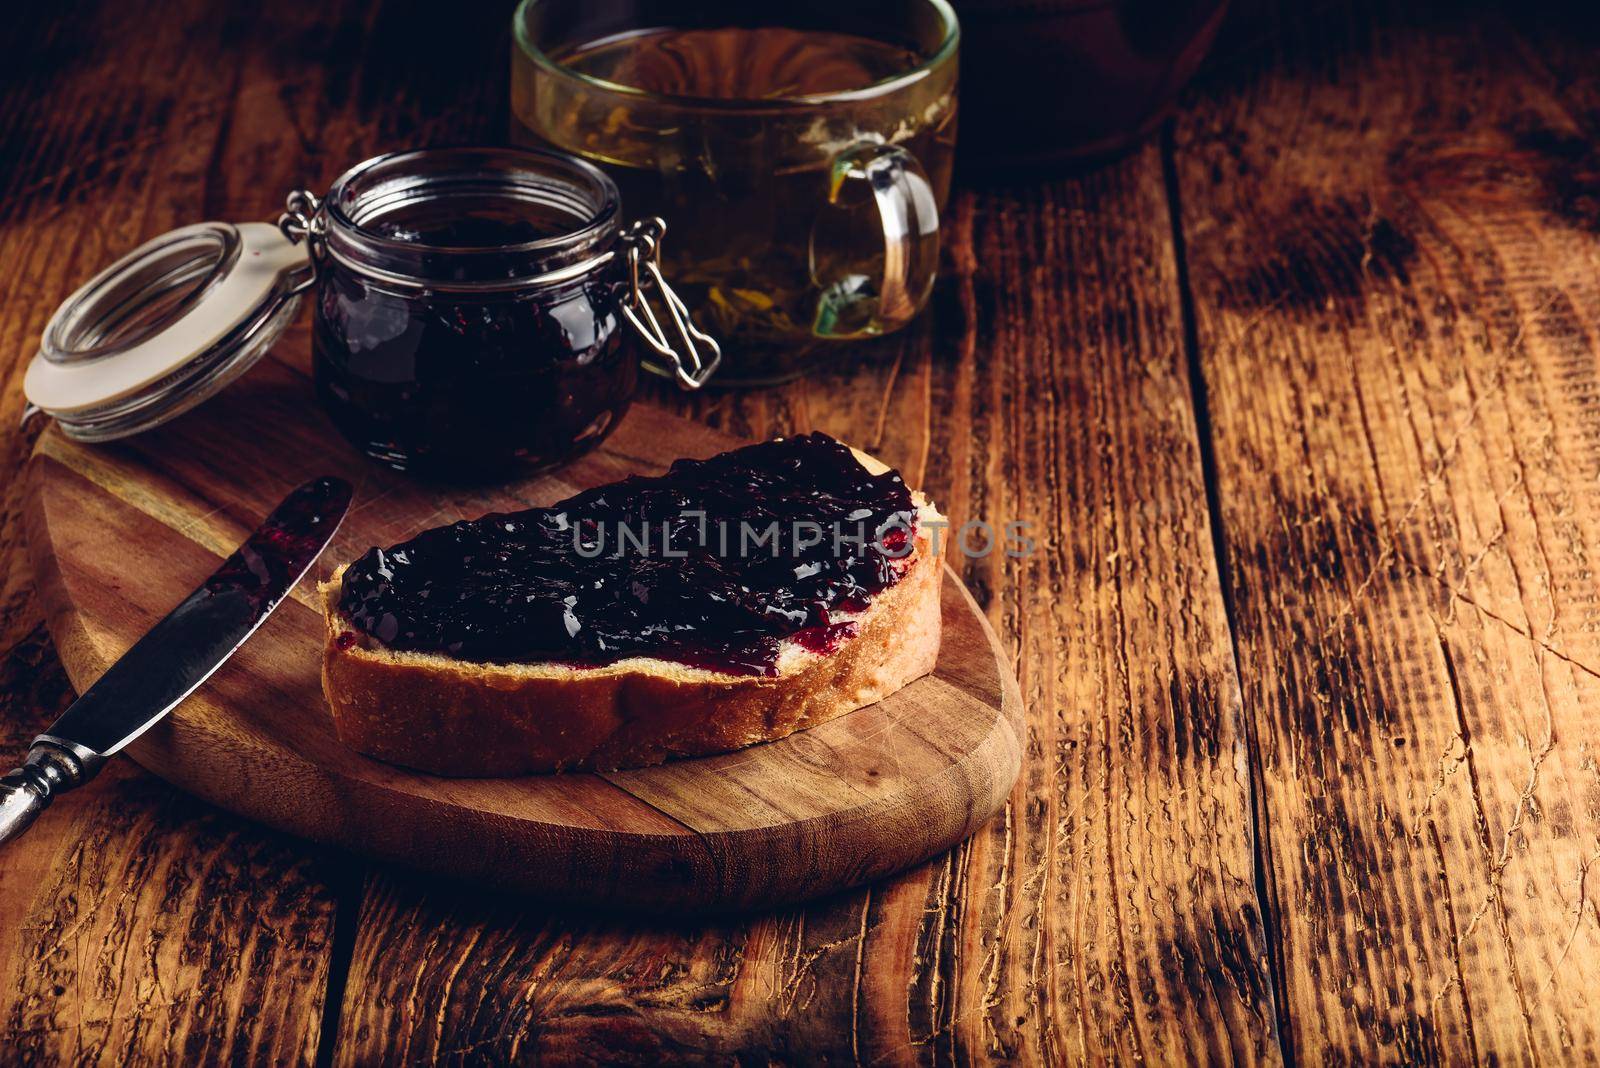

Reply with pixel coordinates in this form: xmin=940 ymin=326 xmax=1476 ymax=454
xmin=318 ymin=433 xmax=944 ymax=775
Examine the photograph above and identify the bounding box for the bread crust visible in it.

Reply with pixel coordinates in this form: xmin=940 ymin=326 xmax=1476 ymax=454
xmin=319 ymin=499 xmax=944 ymax=776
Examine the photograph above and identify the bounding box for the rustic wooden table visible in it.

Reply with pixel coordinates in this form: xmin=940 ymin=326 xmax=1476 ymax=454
xmin=3 ymin=2 xmax=1599 ymax=1063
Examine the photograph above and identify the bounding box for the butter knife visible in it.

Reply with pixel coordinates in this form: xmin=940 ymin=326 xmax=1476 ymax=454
xmin=0 ymin=475 xmax=352 ymax=846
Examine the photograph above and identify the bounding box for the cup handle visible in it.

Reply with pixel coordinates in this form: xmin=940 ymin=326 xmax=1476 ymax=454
xmin=811 ymin=142 xmax=941 ymax=338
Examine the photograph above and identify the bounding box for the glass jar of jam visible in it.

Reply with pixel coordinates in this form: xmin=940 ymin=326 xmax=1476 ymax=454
xmin=285 ymin=146 xmax=718 ymax=478
xmin=23 ymin=146 xmax=715 ymax=466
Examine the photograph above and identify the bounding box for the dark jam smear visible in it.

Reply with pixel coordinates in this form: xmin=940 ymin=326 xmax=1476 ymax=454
xmin=209 ymin=476 xmax=351 ymax=604
xmin=338 ymin=433 xmax=917 ymax=675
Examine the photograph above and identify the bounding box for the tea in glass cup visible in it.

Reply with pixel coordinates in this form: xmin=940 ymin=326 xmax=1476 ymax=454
xmin=512 ymin=0 xmax=958 ymax=385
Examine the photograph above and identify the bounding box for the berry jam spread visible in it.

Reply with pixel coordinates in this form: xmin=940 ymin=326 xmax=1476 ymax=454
xmin=313 ymin=202 xmax=635 ymax=480
xmin=338 ymin=433 xmax=918 ymax=675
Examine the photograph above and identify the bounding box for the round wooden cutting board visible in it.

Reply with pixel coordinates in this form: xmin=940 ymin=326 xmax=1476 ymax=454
xmin=23 ymin=355 xmax=1023 ymax=912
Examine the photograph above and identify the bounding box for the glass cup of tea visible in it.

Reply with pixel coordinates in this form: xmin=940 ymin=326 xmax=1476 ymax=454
xmin=512 ymin=0 xmax=958 ymax=385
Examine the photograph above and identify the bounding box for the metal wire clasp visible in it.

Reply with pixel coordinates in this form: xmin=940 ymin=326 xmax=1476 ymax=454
xmin=277 ymin=190 xmax=325 ymax=296
xmin=620 ymin=218 xmax=720 ymax=390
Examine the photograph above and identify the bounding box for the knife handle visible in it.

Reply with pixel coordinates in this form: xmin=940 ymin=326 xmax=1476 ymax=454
xmin=0 ymin=739 xmax=104 ymax=846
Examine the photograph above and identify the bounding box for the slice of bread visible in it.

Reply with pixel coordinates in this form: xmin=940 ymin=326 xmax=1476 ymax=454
xmin=318 ymin=449 xmax=945 ymax=776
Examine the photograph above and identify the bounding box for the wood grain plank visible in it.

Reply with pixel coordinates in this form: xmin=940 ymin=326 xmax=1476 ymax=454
xmin=334 ymin=148 xmax=1281 ymax=1062
xmin=0 ymin=2 xmax=410 ymax=1062
xmin=0 ymin=1 xmax=531 ymax=1060
xmin=1174 ymin=6 xmax=1600 ymax=1060
xmin=0 ymin=628 xmax=346 ymax=1065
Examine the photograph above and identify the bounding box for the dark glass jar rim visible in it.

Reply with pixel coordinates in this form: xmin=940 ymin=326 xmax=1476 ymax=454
xmin=322 ymin=145 xmax=623 ymax=290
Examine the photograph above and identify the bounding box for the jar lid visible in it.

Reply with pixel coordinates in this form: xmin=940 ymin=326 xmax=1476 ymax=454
xmin=24 ymin=221 xmax=311 ymax=442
